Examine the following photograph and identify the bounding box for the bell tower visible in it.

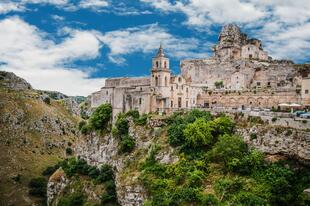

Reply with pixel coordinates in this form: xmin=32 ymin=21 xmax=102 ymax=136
xmin=151 ymin=44 xmax=170 ymax=87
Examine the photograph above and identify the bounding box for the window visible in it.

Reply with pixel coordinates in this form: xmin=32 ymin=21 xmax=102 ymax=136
xmin=139 ymin=98 xmax=142 ymax=105
xmin=171 ymin=101 xmax=173 ymax=108
xmin=171 ymin=86 xmax=173 ymax=91
xmin=176 ymin=85 xmax=178 ymax=89
xmin=140 ymin=87 xmax=142 ymax=91
xmin=186 ymin=88 xmax=189 ymax=93
xmin=248 ymin=47 xmax=250 ymax=51
xmin=164 ymin=61 xmax=167 ymax=68
xmin=106 ymin=91 xmax=108 ymax=95
xmin=178 ymin=77 xmax=182 ymax=83
xmin=257 ymin=82 xmax=261 ymax=86
xmin=155 ymin=76 xmax=159 ymax=86
xmin=186 ymin=101 xmax=188 ymax=108
xmin=249 ymin=54 xmax=253 ymax=59
xmin=165 ymin=76 xmax=168 ymax=86
xmin=178 ymin=97 xmax=182 ymax=108
xmin=268 ymin=82 xmax=271 ymax=86
xmin=156 ymin=61 xmax=159 ymax=68
xmin=306 ymin=90 xmax=309 ymax=94
xmin=181 ymin=85 xmax=184 ymax=90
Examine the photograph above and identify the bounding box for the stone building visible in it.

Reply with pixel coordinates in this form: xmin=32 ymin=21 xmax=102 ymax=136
xmin=91 ymin=44 xmax=200 ymax=118
xmin=91 ymin=24 xmax=309 ymax=115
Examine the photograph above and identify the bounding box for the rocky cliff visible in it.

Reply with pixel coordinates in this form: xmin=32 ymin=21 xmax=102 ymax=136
xmin=0 ymin=71 xmax=80 ymax=205
xmin=73 ymin=118 xmax=178 ymax=206
xmin=1 ymin=71 xmax=310 ymax=206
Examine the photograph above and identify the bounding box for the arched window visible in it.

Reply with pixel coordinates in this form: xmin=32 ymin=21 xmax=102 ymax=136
xmin=165 ymin=76 xmax=168 ymax=86
xmin=155 ymin=76 xmax=159 ymax=86
xmin=178 ymin=77 xmax=182 ymax=83
xmin=156 ymin=61 xmax=159 ymax=68
xmin=164 ymin=61 xmax=167 ymax=68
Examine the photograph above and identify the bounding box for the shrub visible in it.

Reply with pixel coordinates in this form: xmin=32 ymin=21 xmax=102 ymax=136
xmin=58 ymin=192 xmax=84 ymax=206
xmin=168 ymin=123 xmax=187 ymax=146
xmin=66 ymin=147 xmax=73 ymax=155
xmin=207 ymin=134 xmax=248 ymax=168
xmin=80 ymin=123 xmax=91 ymax=135
xmin=96 ymin=164 xmax=114 ymax=183
xmin=119 ymin=135 xmax=135 ymax=153
xmin=125 ymin=110 xmax=140 ymax=120
xmin=272 ymin=117 xmax=277 ymax=122
xmin=250 ymin=133 xmax=257 ymax=140
xmin=89 ymin=103 xmax=112 ymax=131
xmin=183 ymin=118 xmax=214 ymax=148
xmin=114 ymin=115 xmax=129 ymax=136
xmin=208 ymin=116 xmax=235 ymax=136
xmin=42 ymin=164 xmax=60 ymax=176
xmin=78 ymin=120 xmax=86 ymax=130
xmin=43 ymin=96 xmax=51 ymax=105
xmin=184 ymin=109 xmax=212 ymax=123
xmin=285 ymin=129 xmax=293 ymax=136
xmin=101 ymin=180 xmax=117 ymax=204
xmin=135 ymin=113 xmax=148 ymax=125
xmin=232 ymin=191 xmax=267 ymax=206
xmin=28 ymin=177 xmax=47 ymax=197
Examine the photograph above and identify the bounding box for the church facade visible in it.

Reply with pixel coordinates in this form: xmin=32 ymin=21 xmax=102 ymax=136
xmin=91 ymin=44 xmax=201 ymax=118
xmin=91 ymin=24 xmax=310 ymax=117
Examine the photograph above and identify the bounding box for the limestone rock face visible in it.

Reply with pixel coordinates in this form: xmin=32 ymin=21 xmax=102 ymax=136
xmin=75 ymin=119 xmax=178 ymax=206
xmin=47 ymin=168 xmax=69 ymax=206
xmin=0 ymin=71 xmax=32 ymax=90
xmin=240 ymin=126 xmax=310 ymax=162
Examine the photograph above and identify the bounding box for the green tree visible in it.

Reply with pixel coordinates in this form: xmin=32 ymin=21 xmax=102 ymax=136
xmin=183 ymin=118 xmax=214 ymax=148
xmin=119 ymin=135 xmax=135 ymax=153
xmin=208 ymin=134 xmax=248 ymax=168
xmin=89 ymin=103 xmax=112 ymax=130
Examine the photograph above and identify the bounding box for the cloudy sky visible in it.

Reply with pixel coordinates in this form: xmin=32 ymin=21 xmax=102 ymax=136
xmin=0 ymin=0 xmax=309 ymax=96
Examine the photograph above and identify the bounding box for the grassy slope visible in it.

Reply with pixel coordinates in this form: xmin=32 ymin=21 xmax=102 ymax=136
xmin=0 ymin=87 xmax=79 ymax=206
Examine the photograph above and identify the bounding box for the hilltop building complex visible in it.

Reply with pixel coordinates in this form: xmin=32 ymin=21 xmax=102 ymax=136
xmin=91 ymin=24 xmax=310 ymax=117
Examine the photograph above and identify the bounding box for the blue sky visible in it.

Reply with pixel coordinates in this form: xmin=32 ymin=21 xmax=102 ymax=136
xmin=0 ymin=0 xmax=309 ymax=96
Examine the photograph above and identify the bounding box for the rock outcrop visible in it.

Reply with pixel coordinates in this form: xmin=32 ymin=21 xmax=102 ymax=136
xmin=47 ymin=168 xmax=69 ymax=206
xmin=0 ymin=71 xmax=32 ymax=90
xmin=75 ymin=118 xmax=178 ymax=206
xmin=240 ymin=126 xmax=310 ymax=162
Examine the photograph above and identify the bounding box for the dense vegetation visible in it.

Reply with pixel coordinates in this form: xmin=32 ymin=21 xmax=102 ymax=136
xmin=79 ymin=103 xmax=113 ymax=134
xmin=139 ymin=110 xmax=310 ymax=206
xmin=112 ymin=110 xmax=148 ymax=153
xmin=29 ymin=157 xmax=119 ymax=206
xmin=59 ymin=158 xmax=119 ymax=206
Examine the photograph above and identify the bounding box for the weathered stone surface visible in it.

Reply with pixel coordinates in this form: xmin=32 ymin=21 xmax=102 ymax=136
xmin=47 ymin=168 xmax=69 ymax=206
xmin=239 ymin=126 xmax=310 ymax=162
xmin=0 ymin=71 xmax=32 ymax=90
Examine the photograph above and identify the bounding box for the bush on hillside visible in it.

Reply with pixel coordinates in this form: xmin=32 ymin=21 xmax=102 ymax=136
xmin=28 ymin=177 xmax=47 ymax=197
xmin=183 ymin=118 xmax=214 ymax=148
xmin=119 ymin=135 xmax=135 ymax=153
xmin=89 ymin=103 xmax=112 ymax=131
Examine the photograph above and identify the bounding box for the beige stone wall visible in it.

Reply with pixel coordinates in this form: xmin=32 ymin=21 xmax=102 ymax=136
xmin=197 ymin=90 xmax=300 ymax=109
xmin=241 ymin=44 xmax=268 ymax=60
xmin=181 ymin=59 xmax=299 ymax=90
xmin=105 ymin=77 xmax=150 ymax=88
xmin=302 ymin=78 xmax=310 ymax=105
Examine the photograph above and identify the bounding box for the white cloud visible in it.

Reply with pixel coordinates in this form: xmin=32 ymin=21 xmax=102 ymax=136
xmin=51 ymin=14 xmax=65 ymax=21
xmin=0 ymin=1 xmax=24 ymax=14
xmin=0 ymin=16 xmax=105 ymax=96
xmin=141 ymin=0 xmax=265 ymax=26
xmin=79 ymin=0 xmax=109 ymax=9
xmin=142 ymin=0 xmax=310 ymax=62
xmin=97 ymin=24 xmax=209 ymax=64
